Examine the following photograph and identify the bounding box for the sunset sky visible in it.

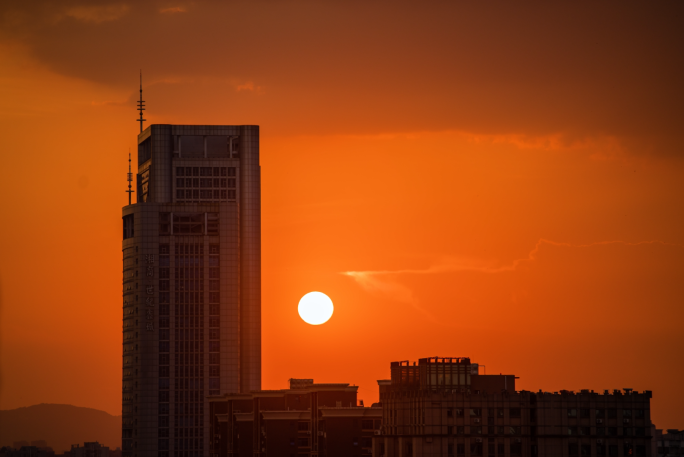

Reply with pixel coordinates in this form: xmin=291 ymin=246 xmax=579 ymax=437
xmin=0 ymin=1 xmax=683 ymax=430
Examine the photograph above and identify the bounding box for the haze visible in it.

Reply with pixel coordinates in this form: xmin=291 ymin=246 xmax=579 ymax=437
xmin=0 ymin=0 xmax=682 ymax=430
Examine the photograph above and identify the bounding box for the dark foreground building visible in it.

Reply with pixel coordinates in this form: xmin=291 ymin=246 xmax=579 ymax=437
xmin=122 ymin=125 xmax=261 ymax=457
xmin=375 ymin=357 xmax=653 ymax=457
xmin=209 ymin=378 xmax=382 ymax=457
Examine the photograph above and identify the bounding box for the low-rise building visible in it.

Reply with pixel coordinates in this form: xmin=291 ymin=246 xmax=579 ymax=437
xmin=374 ymin=357 xmax=653 ymax=457
xmin=654 ymin=429 xmax=683 ymax=457
xmin=209 ymin=378 xmax=381 ymax=456
xmin=69 ymin=442 xmax=109 ymax=457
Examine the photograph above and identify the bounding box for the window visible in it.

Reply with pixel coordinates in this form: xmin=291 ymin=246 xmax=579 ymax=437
xmin=635 ymin=445 xmax=646 ymax=456
xmin=607 ymin=409 xmax=617 ymax=419
xmin=362 ymin=420 xmax=373 ymax=429
xmin=471 ymin=443 xmax=483 ymax=457
xmin=457 ymin=426 xmax=464 ymax=435
xmin=580 ymin=427 xmax=590 ymax=436
xmin=568 ymin=443 xmax=579 ymax=456
xmin=635 ymin=409 xmax=645 ymax=419
xmin=597 ymin=444 xmax=606 ymax=456
xmin=497 ymin=444 xmax=504 ymax=455
xmin=568 ymin=408 xmax=578 ymax=418
xmin=509 ymin=427 xmax=519 ymax=435
xmin=471 ymin=408 xmax=482 ymax=417
xmin=624 ymin=427 xmax=633 ymax=436
xmin=497 ymin=408 xmax=504 ymax=418
xmin=568 ymin=427 xmax=578 ymax=435
xmin=455 ymin=409 xmax=464 ymax=417
xmin=595 ymin=409 xmax=605 ymax=418
xmin=608 ymin=445 xmax=618 ymax=456
xmin=509 ymin=408 xmax=521 ymax=419
xmin=123 ymin=215 xmax=134 ymax=239
xmin=298 ymin=422 xmax=309 ymax=431
xmin=607 ymin=427 xmax=617 ymax=436
xmin=596 ymin=427 xmax=605 ymax=436
xmin=623 ymin=410 xmax=632 ymax=418
xmin=624 ymin=443 xmax=633 ymax=456
xmin=580 ymin=409 xmax=590 ymax=419
xmin=510 ymin=442 xmax=522 ymax=457
xmin=297 ymin=438 xmax=309 ymax=447
xmin=448 ymin=444 xmax=454 ymax=456
xmin=447 ymin=408 xmax=453 ymax=418
xmin=581 ymin=444 xmax=591 ymax=456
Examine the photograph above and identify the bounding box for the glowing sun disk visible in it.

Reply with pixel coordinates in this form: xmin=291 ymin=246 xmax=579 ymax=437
xmin=298 ymin=292 xmax=334 ymax=325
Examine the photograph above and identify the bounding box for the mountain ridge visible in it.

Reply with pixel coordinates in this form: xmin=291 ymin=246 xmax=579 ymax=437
xmin=0 ymin=403 xmax=121 ymax=453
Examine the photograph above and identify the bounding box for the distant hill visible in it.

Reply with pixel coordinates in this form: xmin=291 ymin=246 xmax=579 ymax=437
xmin=0 ymin=404 xmax=120 ymax=453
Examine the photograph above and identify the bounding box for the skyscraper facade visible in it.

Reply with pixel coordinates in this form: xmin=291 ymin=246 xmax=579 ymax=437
xmin=122 ymin=125 xmax=261 ymax=457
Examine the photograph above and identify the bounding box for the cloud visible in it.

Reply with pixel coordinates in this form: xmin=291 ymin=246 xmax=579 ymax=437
xmin=159 ymin=6 xmax=187 ymax=14
xmin=63 ymin=4 xmax=129 ymax=23
xmin=236 ymin=81 xmax=264 ymax=94
xmin=342 ymin=239 xmax=682 ymax=305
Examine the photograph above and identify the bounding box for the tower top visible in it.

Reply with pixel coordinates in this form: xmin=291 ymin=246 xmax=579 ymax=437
xmin=137 ymin=71 xmax=146 ymax=133
xmin=126 ymin=151 xmax=134 ymax=205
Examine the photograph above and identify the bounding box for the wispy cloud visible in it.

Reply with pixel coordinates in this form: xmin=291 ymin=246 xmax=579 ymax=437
xmin=342 ymin=239 xmax=681 ymax=309
xmin=160 ymin=7 xmax=187 ymax=14
xmin=63 ymin=5 xmax=130 ymax=23
xmin=236 ymin=81 xmax=264 ymax=94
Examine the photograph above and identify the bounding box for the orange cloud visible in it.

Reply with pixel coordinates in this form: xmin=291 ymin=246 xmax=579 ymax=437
xmin=159 ymin=7 xmax=187 ymax=14
xmin=63 ymin=5 xmax=129 ymax=23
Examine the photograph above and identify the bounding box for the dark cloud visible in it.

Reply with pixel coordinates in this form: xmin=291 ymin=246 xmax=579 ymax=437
xmin=1 ymin=1 xmax=683 ymax=153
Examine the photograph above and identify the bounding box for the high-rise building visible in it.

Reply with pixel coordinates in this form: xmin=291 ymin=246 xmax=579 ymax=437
xmin=122 ymin=124 xmax=261 ymax=457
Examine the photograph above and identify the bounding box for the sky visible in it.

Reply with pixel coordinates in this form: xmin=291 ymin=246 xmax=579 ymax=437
xmin=0 ymin=0 xmax=683 ymax=429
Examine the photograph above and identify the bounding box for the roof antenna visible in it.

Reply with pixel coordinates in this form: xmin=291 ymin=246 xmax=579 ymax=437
xmin=126 ymin=149 xmax=135 ymax=205
xmin=137 ymin=70 xmax=146 ymax=133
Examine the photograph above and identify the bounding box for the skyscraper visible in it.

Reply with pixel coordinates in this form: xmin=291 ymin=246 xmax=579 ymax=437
xmin=122 ymin=124 xmax=261 ymax=457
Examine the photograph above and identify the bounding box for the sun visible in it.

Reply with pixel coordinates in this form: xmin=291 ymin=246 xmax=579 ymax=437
xmin=298 ymin=292 xmax=334 ymax=325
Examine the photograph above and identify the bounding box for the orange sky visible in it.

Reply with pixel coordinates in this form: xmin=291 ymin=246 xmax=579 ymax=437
xmin=0 ymin=1 xmax=683 ymax=430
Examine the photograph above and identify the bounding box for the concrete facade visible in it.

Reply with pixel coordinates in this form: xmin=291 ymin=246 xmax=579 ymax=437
xmin=122 ymin=125 xmax=261 ymax=457
xmin=374 ymin=358 xmax=653 ymax=457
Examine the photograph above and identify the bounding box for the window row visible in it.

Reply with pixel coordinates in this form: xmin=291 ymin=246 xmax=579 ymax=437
xmin=569 ymin=409 xmax=646 ymax=419
xmin=176 ymin=189 xmax=235 ymax=201
xmin=176 ymin=167 xmax=235 ymax=177
xmin=176 ymin=178 xmax=235 ymax=189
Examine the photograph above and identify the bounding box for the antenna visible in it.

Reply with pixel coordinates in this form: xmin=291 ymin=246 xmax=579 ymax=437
xmin=126 ymin=150 xmax=135 ymax=205
xmin=137 ymin=70 xmax=146 ymax=133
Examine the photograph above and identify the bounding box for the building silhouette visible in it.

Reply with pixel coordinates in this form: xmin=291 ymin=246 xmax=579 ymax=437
xmin=374 ymin=357 xmax=653 ymax=457
xmin=654 ymin=429 xmax=683 ymax=457
xmin=208 ymin=378 xmax=382 ymax=457
xmin=70 ymin=442 xmax=110 ymax=457
xmin=122 ymin=124 xmax=261 ymax=457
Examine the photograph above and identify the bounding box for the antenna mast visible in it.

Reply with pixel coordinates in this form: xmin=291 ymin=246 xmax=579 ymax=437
xmin=137 ymin=71 xmax=146 ymax=133
xmin=126 ymin=151 xmax=135 ymax=205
